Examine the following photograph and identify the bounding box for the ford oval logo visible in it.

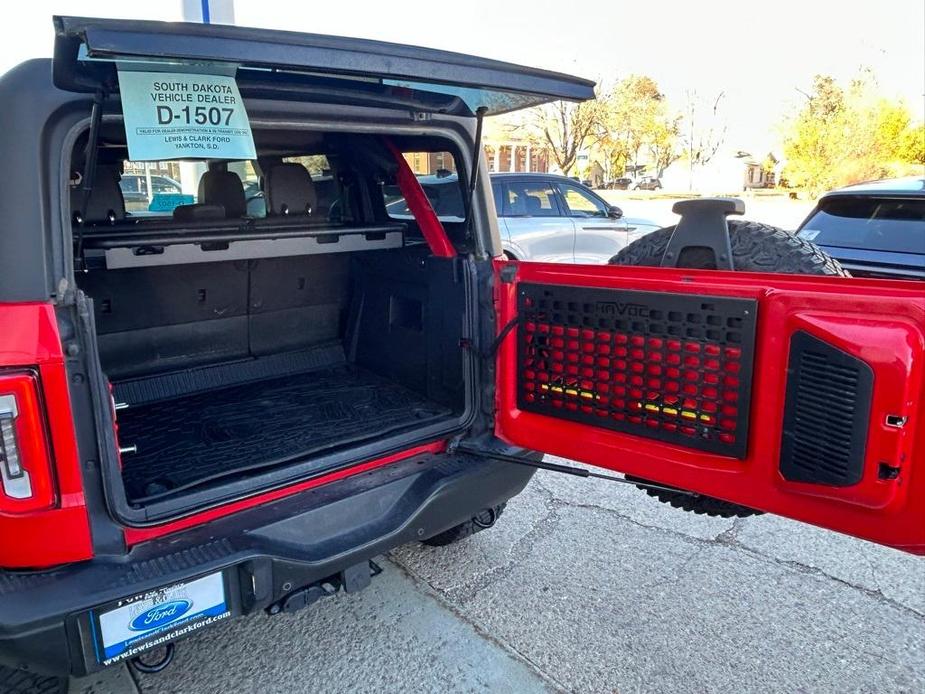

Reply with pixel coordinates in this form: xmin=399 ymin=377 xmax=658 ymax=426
xmin=129 ymin=600 xmax=191 ymax=632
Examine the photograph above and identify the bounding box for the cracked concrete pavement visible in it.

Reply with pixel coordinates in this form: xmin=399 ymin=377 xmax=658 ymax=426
xmin=133 ymin=456 xmax=925 ymax=693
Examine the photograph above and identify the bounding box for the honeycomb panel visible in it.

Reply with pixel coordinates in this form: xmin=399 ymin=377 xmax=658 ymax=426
xmin=517 ymin=283 xmax=757 ymax=458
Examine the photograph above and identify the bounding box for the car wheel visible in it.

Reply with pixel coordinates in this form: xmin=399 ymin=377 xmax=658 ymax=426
xmin=421 ymin=504 xmax=506 ymax=546
xmin=607 ymin=219 xmax=849 ymax=517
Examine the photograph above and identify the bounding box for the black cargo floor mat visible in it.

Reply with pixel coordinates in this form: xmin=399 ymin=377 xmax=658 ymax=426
xmin=117 ymin=366 xmax=452 ymax=503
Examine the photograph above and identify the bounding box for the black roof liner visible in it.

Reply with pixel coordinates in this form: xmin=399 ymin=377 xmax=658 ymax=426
xmin=53 ymin=16 xmax=595 ymax=115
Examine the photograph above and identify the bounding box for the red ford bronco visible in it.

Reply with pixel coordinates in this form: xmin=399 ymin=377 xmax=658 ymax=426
xmin=0 ymin=16 xmax=922 ymax=691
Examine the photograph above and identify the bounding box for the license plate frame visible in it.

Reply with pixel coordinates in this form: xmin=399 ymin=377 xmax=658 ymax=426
xmin=87 ymin=570 xmax=233 ymax=665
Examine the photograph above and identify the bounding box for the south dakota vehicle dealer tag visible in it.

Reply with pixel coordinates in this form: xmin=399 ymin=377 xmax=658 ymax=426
xmin=117 ymin=66 xmax=256 ymax=161
xmin=90 ymin=571 xmax=230 ymax=665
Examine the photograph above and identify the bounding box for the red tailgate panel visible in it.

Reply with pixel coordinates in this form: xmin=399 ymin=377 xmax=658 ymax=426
xmin=494 ymin=261 xmax=925 ymax=554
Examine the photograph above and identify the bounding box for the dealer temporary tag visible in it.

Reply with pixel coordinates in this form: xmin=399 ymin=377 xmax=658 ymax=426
xmin=117 ymin=69 xmax=256 ymax=161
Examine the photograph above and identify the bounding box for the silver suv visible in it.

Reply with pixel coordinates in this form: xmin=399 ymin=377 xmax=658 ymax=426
xmin=490 ymin=173 xmax=661 ymax=263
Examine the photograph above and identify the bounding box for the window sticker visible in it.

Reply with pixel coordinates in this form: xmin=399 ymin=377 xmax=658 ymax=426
xmin=117 ymin=68 xmax=256 ymax=161
xmin=798 ymin=228 xmax=821 ymax=241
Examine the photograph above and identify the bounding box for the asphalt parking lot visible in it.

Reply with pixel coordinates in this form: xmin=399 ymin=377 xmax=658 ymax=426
xmin=109 ymin=455 xmax=924 ymax=694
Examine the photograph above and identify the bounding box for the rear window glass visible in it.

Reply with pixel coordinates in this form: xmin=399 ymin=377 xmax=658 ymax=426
xmin=382 ymin=151 xmax=465 ymax=222
xmin=798 ymin=198 xmax=925 ymax=254
xmin=110 ymin=156 xmax=348 ymax=221
xmin=119 ymin=160 xmax=258 ymax=216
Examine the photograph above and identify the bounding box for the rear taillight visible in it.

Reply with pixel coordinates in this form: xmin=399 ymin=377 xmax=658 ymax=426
xmin=0 ymin=371 xmax=55 ymax=512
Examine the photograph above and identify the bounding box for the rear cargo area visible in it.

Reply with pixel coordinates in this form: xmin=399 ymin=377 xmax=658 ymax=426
xmin=77 ymin=248 xmax=467 ymax=506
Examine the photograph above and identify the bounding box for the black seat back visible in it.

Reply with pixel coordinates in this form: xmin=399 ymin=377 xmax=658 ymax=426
xmin=70 ymin=165 xmax=126 ymax=224
xmin=264 ymin=163 xmax=317 ymax=217
xmin=198 ymin=167 xmax=246 ymax=218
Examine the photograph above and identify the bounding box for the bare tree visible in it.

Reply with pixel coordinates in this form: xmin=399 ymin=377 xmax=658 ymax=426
xmin=683 ymin=90 xmax=727 ymax=190
xmin=534 ymin=100 xmax=602 ymax=176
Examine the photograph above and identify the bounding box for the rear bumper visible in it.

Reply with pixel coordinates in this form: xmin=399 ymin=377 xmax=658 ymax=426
xmin=0 ymin=450 xmax=534 ymax=677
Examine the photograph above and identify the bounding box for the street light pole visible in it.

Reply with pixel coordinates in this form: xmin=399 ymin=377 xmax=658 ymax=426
xmin=176 ymin=0 xmax=236 ymax=198
xmin=181 ymin=0 xmax=236 ymax=24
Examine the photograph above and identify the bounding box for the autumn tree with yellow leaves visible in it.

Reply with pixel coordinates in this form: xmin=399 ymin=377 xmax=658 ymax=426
xmin=782 ymin=71 xmax=925 ymax=194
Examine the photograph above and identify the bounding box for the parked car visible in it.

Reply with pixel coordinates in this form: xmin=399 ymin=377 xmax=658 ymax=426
xmin=491 ymin=173 xmax=662 ymax=263
xmin=609 ymin=177 xmax=633 ymax=190
xmin=118 ymin=173 xmax=182 ymax=209
xmin=795 ymin=177 xmax=925 ymax=280
xmin=632 ymin=175 xmax=662 ymax=191
xmin=391 ymin=173 xmax=661 ymax=264
xmin=1 ymin=16 xmax=924 ymax=692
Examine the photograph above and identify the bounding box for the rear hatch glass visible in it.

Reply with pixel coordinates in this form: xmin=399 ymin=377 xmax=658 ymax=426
xmin=53 ymin=16 xmax=595 ymax=115
xmin=798 ymin=197 xmax=925 ymax=254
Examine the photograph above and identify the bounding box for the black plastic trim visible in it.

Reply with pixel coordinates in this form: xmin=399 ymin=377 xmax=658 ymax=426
xmin=779 ymin=330 xmax=873 ymax=486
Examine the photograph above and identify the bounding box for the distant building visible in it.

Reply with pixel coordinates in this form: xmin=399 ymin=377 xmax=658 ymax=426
xmin=661 ymin=150 xmax=778 ymax=192
xmin=482 ymin=140 xmax=550 ymax=173
xmin=403 ymin=151 xmax=457 ymax=175
xmin=480 ymin=117 xmax=551 ymax=173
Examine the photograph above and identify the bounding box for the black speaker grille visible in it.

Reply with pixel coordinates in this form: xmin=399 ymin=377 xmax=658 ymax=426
xmin=780 ymin=331 xmax=873 ymax=486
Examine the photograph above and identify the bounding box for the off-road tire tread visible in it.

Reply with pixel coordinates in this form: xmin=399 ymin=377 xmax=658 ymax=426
xmin=625 ymin=477 xmax=761 ymax=518
xmin=421 ymin=504 xmax=506 ymax=546
xmin=608 ymin=219 xmax=850 ymax=276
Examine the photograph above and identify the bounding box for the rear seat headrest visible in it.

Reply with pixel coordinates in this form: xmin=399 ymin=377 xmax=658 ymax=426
xmin=70 ymin=165 xmax=125 ymax=224
xmin=264 ymin=163 xmax=317 ymax=216
xmin=198 ymin=169 xmax=246 ymax=218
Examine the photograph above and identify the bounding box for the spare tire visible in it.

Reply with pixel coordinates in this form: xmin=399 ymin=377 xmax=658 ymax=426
xmin=609 ymin=219 xmax=849 ymax=276
xmin=609 ymin=219 xmax=849 ymax=517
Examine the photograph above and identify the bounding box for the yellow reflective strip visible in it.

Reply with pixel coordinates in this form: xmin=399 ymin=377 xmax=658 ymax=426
xmin=681 ymin=410 xmax=697 ymax=419
xmin=644 ymin=403 xmax=660 ymax=412
xmin=662 ymin=407 xmax=678 ymax=416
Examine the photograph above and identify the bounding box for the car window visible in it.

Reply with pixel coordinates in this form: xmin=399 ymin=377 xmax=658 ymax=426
xmin=556 ymin=182 xmax=608 ymax=218
xmin=798 ymin=197 xmax=925 ymax=254
xmin=118 ymin=161 xmax=255 ymax=215
xmin=502 ymin=181 xmax=561 ymax=217
xmin=382 ymin=151 xmax=465 ymax=222
xmin=119 ymin=176 xmax=140 ymax=194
